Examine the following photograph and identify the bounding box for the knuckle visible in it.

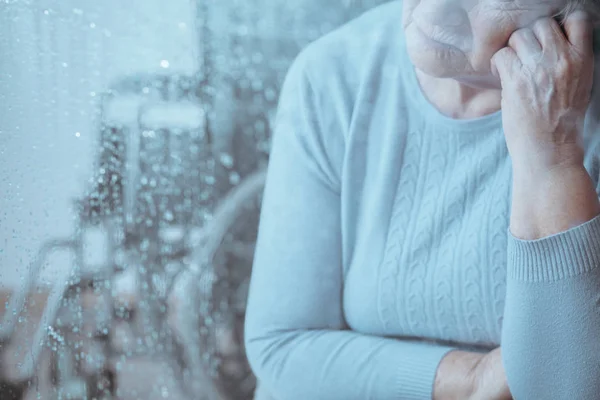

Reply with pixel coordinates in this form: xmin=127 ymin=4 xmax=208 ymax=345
xmin=492 ymin=52 xmax=506 ymax=68
xmin=496 ymin=47 xmax=512 ymax=59
xmin=532 ymin=18 xmax=545 ymax=30
xmin=514 ymin=27 xmax=532 ymax=38
xmin=509 ymin=28 xmax=526 ymax=44
xmin=534 ymin=17 xmax=551 ymax=29
xmin=532 ymin=18 xmax=552 ymax=36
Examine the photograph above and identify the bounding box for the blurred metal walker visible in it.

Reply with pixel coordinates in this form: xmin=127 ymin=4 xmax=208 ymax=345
xmin=0 ymin=1 xmax=389 ymax=399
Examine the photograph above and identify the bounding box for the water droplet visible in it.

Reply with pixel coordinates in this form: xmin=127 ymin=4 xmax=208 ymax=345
xmin=75 ymin=132 xmax=81 ymax=137
xmin=160 ymin=60 xmax=170 ymax=69
xmin=265 ymin=88 xmax=277 ymax=102
xmin=219 ymin=153 xmax=234 ymax=168
xmin=90 ymin=22 xmax=96 ymax=28
xmin=229 ymin=172 xmax=240 ymax=185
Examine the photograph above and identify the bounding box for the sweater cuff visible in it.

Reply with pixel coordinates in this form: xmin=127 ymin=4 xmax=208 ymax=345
xmin=394 ymin=343 xmax=455 ymax=400
xmin=506 ymin=213 xmax=600 ymax=282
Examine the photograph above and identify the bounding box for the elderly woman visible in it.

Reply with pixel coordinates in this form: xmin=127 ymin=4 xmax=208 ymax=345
xmin=244 ymin=0 xmax=600 ymax=398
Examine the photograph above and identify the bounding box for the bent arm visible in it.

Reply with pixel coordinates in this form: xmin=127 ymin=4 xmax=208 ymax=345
xmin=244 ymin=53 xmax=456 ymax=400
xmin=502 ymin=217 xmax=600 ymax=399
xmin=502 ymin=126 xmax=600 ymax=398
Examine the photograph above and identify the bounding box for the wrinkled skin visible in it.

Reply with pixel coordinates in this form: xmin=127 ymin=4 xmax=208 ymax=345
xmin=401 ymin=1 xmax=596 ymax=398
xmin=402 ymin=0 xmax=569 ymax=85
xmin=473 ymin=348 xmax=512 ymax=400
xmin=492 ymin=11 xmax=594 ymax=168
xmin=402 ymin=0 xmax=595 ymax=153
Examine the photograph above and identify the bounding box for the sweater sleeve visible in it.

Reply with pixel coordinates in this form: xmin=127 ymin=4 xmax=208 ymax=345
xmin=244 ymin=51 xmax=454 ymax=400
xmin=502 ymin=124 xmax=600 ymax=398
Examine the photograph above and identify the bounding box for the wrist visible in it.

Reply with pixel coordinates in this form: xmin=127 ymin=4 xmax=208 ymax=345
xmin=510 ymin=163 xmax=600 ymax=239
xmin=510 ymin=142 xmax=584 ymax=178
xmin=467 ymin=350 xmax=500 ymax=400
xmin=433 ymin=350 xmax=483 ymax=400
xmin=466 ymin=354 xmax=484 ymax=400
xmin=467 ymin=355 xmax=486 ymax=400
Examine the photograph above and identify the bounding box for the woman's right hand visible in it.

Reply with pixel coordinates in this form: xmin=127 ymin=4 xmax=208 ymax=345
xmin=471 ymin=347 xmax=512 ymax=400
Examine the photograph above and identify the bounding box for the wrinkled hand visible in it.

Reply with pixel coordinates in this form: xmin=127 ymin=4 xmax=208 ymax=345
xmin=472 ymin=347 xmax=512 ymax=400
xmin=491 ymin=11 xmax=594 ymax=171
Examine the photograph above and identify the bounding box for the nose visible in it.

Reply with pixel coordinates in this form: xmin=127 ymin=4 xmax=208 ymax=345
xmin=414 ymin=0 xmax=468 ymax=28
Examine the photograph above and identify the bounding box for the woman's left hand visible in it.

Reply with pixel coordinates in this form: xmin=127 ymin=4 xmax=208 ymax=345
xmin=491 ymin=11 xmax=595 ymax=173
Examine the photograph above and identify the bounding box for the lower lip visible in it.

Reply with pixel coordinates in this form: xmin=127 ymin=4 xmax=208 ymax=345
xmin=413 ymin=25 xmax=459 ymax=51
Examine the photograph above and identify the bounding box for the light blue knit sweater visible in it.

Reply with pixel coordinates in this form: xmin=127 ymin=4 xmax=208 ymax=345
xmin=244 ymin=2 xmax=600 ymax=399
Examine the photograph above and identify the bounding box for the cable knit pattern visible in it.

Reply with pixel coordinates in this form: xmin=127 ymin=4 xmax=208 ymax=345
xmin=375 ymin=104 xmax=508 ymax=345
xmin=404 ymin=133 xmax=433 ymax=335
xmin=378 ymin=129 xmax=422 ymax=331
xmin=432 ymin=130 xmax=458 ymax=341
xmin=487 ymin=145 xmax=510 ymax=341
xmin=246 ymin=2 xmax=600 ymax=399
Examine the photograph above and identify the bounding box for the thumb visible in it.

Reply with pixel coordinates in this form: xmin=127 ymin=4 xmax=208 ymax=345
xmin=491 ymin=47 xmax=520 ymax=82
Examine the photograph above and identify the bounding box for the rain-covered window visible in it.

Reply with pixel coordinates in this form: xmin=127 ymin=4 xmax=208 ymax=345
xmin=0 ymin=1 xmax=387 ymax=398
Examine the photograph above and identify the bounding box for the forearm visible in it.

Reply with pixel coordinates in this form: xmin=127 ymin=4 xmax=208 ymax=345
xmin=510 ymin=147 xmax=600 ymax=240
xmin=245 ymin=327 xmax=454 ymax=400
xmin=503 ymin=147 xmax=600 ymax=398
xmin=502 ymin=246 xmax=600 ymax=399
xmin=433 ymin=350 xmax=480 ymax=400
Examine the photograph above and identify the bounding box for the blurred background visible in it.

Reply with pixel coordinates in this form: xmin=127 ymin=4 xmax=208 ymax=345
xmin=0 ymin=1 xmax=388 ymax=399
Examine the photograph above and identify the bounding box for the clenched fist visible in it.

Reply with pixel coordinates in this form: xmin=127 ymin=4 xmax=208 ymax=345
xmin=491 ymin=11 xmax=595 ymax=173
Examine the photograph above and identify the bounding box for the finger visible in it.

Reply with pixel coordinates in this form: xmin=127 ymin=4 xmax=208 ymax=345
xmin=491 ymin=47 xmax=521 ymax=81
xmin=563 ymin=10 xmax=593 ymax=55
xmin=508 ymin=28 xmax=542 ymax=64
xmin=532 ymin=17 xmax=568 ymax=50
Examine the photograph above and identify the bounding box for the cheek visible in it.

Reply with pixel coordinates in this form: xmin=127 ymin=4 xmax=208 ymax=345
xmin=467 ymin=4 xmax=559 ymax=69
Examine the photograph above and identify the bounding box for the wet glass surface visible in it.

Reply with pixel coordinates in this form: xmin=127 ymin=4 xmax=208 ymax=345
xmin=0 ymin=1 xmax=388 ymax=398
